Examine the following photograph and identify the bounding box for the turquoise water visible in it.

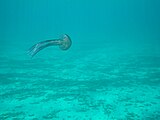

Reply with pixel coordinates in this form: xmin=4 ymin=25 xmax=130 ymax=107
xmin=0 ymin=0 xmax=160 ymax=119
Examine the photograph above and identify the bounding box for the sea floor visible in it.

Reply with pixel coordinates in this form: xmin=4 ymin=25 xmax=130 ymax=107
xmin=0 ymin=47 xmax=160 ymax=120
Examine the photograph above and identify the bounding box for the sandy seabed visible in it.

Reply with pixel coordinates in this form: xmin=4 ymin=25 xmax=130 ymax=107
xmin=0 ymin=48 xmax=160 ymax=120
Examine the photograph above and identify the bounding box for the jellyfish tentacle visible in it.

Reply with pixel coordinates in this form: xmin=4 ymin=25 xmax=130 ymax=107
xmin=28 ymin=39 xmax=61 ymax=57
xmin=28 ymin=34 xmax=72 ymax=58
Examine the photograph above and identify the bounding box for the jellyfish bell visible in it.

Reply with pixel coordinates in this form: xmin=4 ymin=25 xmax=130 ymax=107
xmin=59 ymin=34 xmax=72 ymax=50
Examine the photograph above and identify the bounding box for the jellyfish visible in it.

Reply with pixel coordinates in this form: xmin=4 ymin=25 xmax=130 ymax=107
xmin=28 ymin=34 xmax=72 ymax=57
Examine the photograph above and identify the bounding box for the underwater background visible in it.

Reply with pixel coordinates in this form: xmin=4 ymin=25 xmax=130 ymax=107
xmin=0 ymin=0 xmax=160 ymax=119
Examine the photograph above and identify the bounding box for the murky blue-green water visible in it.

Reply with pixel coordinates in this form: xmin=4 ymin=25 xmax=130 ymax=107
xmin=0 ymin=0 xmax=160 ymax=119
